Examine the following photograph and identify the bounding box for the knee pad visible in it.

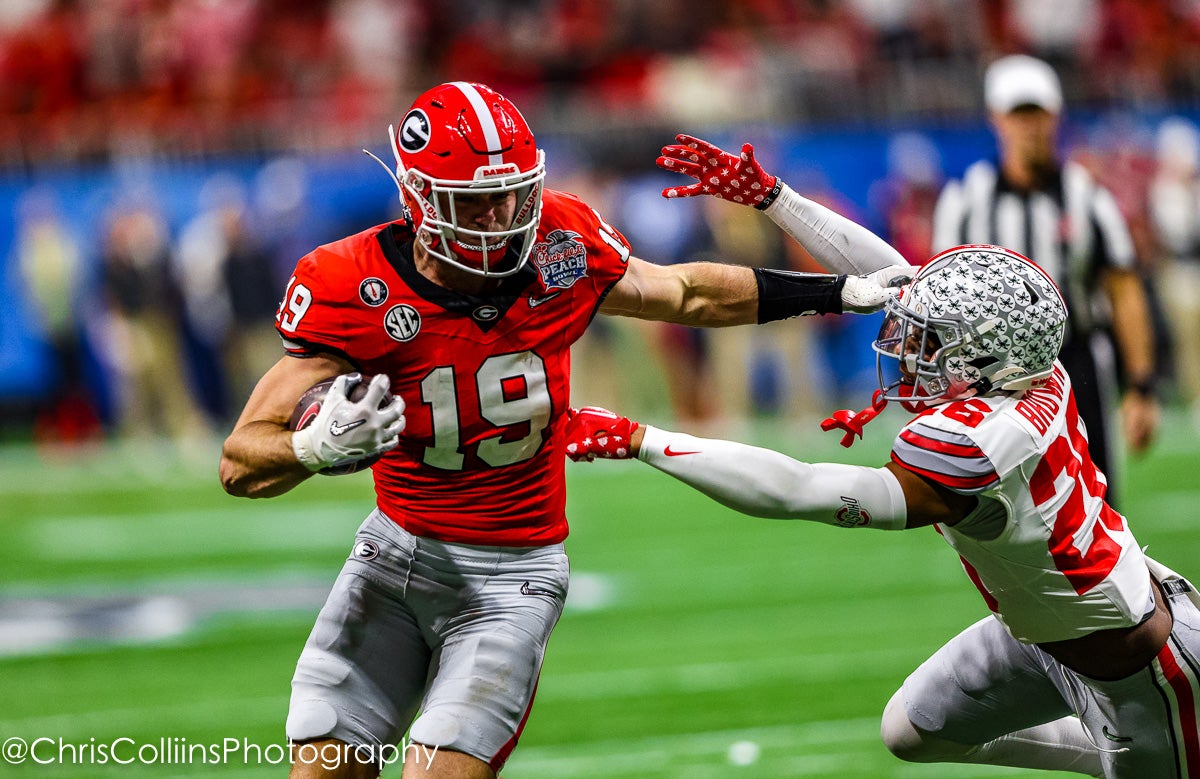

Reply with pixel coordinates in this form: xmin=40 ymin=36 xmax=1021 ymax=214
xmin=880 ymin=688 xmax=978 ymax=763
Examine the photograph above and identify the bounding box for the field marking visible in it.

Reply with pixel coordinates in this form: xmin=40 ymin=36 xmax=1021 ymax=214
xmin=0 ymin=574 xmax=335 ymax=656
xmin=0 ymin=694 xmax=289 ymax=734
xmin=509 ymin=717 xmax=1036 ymax=778
xmin=541 ymin=645 xmax=913 ymax=701
xmin=15 ymin=502 xmax=367 ymax=560
xmin=0 ymin=569 xmax=617 ymax=657
xmin=506 ymin=718 xmax=880 ymax=776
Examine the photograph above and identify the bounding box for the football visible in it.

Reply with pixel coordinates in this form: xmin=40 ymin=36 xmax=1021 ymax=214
xmin=289 ymin=374 xmax=393 ymax=475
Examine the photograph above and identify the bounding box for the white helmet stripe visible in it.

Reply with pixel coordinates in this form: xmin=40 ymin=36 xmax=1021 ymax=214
xmin=450 ymin=81 xmax=503 ymax=167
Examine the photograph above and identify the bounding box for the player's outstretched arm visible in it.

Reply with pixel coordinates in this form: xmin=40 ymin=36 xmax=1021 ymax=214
xmin=219 ymin=355 xmax=404 ymax=498
xmin=566 ymin=407 xmax=922 ymax=530
xmin=657 ymin=134 xmax=911 ymax=275
xmin=599 ymin=256 xmax=909 ymax=327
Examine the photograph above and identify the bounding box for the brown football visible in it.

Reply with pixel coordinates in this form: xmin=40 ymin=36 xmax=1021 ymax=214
xmin=289 ymin=374 xmax=392 ymax=475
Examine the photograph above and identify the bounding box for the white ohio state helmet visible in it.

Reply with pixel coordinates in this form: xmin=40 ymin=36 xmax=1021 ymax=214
xmin=873 ymin=245 xmax=1067 ymax=406
xmin=390 ymin=81 xmax=545 ymax=278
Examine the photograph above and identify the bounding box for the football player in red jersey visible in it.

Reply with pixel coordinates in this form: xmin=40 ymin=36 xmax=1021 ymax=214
xmin=219 ymin=83 xmax=910 ymax=779
xmin=569 ymin=139 xmax=1200 ymax=777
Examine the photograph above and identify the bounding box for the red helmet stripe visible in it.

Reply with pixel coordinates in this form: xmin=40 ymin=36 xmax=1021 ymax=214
xmin=450 ymin=81 xmax=503 ymax=167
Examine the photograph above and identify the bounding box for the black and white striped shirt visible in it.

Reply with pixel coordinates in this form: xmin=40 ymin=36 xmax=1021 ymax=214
xmin=932 ymin=159 xmax=1136 ymax=343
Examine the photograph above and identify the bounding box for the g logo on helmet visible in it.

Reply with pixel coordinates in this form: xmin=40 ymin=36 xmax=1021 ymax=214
xmin=398 ymin=109 xmax=431 ymax=153
xmin=389 ymin=82 xmax=546 ymax=280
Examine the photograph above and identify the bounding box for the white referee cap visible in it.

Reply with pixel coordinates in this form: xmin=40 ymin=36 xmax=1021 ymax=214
xmin=985 ymin=55 xmax=1063 ymax=114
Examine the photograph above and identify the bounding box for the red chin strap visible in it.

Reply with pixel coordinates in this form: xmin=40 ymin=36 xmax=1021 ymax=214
xmin=895 ymin=381 xmax=931 ymax=413
xmin=820 ymin=389 xmax=890 ymax=448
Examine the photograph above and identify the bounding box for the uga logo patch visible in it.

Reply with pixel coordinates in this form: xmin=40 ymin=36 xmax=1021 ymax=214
xmin=531 ymin=229 xmax=588 ymax=291
xmin=359 ymin=277 xmax=389 ymax=307
xmin=353 ymin=540 xmax=379 ymax=560
xmin=398 ymin=109 xmax=430 ymax=153
xmin=384 ymin=303 xmax=421 ymax=342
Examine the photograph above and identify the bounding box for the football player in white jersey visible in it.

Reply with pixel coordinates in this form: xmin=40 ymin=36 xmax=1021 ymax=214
xmin=566 ymin=232 xmax=1200 ymax=776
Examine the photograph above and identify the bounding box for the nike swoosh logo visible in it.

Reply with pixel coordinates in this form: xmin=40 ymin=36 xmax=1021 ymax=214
xmin=329 ymin=418 xmax=367 ymax=436
xmin=528 ymin=291 xmax=562 ymax=308
xmin=663 ymin=445 xmax=700 ymax=457
xmin=520 ymin=581 xmax=557 ymax=598
xmin=1102 ymin=725 xmax=1132 ymax=743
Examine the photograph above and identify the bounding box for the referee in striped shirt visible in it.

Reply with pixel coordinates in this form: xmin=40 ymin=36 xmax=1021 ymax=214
xmin=932 ymin=55 xmax=1159 ymax=506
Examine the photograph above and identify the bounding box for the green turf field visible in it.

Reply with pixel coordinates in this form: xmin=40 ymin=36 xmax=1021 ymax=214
xmin=1 ymin=413 xmax=1197 ymax=778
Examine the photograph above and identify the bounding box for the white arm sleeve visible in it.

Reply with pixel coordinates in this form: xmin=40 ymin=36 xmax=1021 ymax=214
xmin=638 ymin=427 xmax=908 ymax=530
xmin=762 ymin=182 xmax=910 ymax=274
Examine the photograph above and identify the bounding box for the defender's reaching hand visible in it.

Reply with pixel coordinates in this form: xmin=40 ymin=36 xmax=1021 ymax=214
xmin=657 ymin=134 xmax=780 ymax=207
xmin=565 ymin=407 xmax=641 ymax=462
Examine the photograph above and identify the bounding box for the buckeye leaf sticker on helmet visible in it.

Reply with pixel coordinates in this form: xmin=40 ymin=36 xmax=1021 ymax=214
xmin=872 ymin=245 xmax=1067 ymax=409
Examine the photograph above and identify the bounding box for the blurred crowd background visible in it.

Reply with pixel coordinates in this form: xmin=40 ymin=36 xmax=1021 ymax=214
xmin=6 ymin=0 xmax=1200 ymax=164
xmin=4 ymin=0 xmax=1200 ymax=449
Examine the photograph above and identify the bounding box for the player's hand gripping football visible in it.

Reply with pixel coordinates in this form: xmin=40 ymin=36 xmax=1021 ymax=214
xmin=657 ymin=134 xmax=779 ymax=206
xmin=292 ymin=373 xmax=406 ymax=472
xmin=841 ymin=266 xmax=913 ymax=313
xmin=564 ymin=407 xmax=641 ymax=462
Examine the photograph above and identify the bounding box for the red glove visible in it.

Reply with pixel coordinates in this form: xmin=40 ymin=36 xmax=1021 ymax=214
xmin=564 ymin=407 xmax=640 ymax=462
xmin=657 ymin=134 xmax=780 ymax=207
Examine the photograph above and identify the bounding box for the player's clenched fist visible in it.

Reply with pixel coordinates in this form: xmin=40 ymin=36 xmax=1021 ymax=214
xmin=564 ymin=406 xmax=641 ymax=462
xmin=292 ymin=373 xmax=406 ymax=472
xmin=657 ymin=134 xmax=780 ymax=207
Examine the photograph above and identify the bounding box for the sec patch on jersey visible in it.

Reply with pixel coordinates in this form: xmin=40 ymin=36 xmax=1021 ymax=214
xmin=289 ymin=374 xmax=392 ymax=475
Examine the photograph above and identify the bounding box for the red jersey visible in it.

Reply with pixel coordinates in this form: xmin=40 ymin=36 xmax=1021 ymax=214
xmin=275 ymin=190 xmax=630 ymax=545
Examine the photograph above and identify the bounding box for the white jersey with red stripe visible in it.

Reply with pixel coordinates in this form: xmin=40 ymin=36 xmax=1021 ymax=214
xmin=890 ymin=361 xmax=1152 ymax=643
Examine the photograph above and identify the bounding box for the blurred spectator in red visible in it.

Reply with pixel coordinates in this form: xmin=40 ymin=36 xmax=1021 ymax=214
xmin=4 ymin=0 xmax=1200 ymax=164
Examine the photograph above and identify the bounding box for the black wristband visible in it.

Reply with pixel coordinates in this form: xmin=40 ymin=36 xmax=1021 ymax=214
xmin=754 ymin=178 xmax=785 ymax=211
xmin=753 ymin=267 xmax=846 ymax=323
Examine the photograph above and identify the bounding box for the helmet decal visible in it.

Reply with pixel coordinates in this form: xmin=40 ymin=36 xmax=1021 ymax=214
xmin=451 ymin=81 xmax=507 ymax=165
xmin=398 ymin=109 xmax=431 ymax=153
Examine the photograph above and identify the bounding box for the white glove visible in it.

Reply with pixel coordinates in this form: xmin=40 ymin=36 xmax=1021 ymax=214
xmin=840 ymin=266 xmax=913 ymax=314
xmin=292 ymin=374 xmax=406 ymax=472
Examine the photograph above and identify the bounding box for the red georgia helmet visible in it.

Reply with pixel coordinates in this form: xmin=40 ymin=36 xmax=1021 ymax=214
xmin=390 ymin=82 xmax=545 ymax=277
